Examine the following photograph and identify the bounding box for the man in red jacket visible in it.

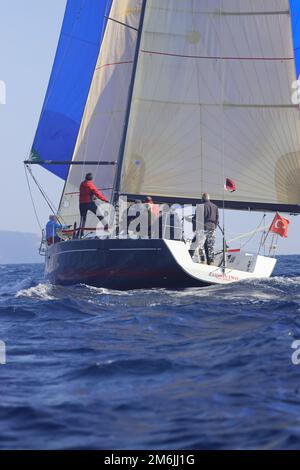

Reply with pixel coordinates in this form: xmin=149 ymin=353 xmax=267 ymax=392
xmin=79 ymin=173 xmax=109 ymax=236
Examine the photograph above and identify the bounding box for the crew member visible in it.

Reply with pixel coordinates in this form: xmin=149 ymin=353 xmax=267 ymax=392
xmin=192 ymin=193 xmax=219 ymax=265
xmin=46 ymin=215 xmax=67 ymax=246
xmin=79 ymin=173 xmax=109 ymax=237
xmin=146 ymin=196 xmax=160 ymax=219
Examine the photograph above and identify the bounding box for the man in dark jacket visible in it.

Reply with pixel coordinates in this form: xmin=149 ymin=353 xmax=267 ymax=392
xmin=201 ymin=193 xmax=219 ymax=264
xmin=192 ymin=193 xmax=219 ymax=265
xmin=79 ymin=173 xmax=108 ymax=236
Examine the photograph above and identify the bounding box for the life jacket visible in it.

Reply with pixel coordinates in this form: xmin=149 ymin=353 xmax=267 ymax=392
xmin=148 ymin=201 xmax=160 ymax=218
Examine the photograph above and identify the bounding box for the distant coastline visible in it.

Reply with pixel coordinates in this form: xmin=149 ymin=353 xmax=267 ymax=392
xmin=0 ymin=231 xmax=42 ymax=264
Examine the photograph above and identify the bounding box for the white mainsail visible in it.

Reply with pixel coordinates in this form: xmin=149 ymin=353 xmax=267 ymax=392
xmin=59 ymin=0 xmax=143 ymax=225
xmin=119 ymin=0 xmax=300 ymax=209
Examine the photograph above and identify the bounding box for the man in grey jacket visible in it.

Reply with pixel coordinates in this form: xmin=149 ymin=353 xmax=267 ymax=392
xmin=192 ymin=193 xmax=219 ymax=265
xmin=201 ymin=193 xmax=219 ymax=264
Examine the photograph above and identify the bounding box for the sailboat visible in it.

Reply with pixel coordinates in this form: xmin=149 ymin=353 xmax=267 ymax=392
xmin=25 ymin=0 xmax=300 ymax=290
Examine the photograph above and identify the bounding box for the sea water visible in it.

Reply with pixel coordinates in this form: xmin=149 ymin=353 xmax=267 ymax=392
xmin=0 ymin=257 xmax=300 ymax=449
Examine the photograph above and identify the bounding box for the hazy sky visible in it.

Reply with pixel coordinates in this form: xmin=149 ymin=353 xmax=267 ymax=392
xmin=0 ymin=0 xmax=299 ymax=254
xmin=0 ymin=0 xmax=66 ymax=233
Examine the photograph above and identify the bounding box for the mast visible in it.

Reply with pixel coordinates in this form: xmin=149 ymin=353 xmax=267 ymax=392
xmin=112 ymin=0 xmax=148 ymax=206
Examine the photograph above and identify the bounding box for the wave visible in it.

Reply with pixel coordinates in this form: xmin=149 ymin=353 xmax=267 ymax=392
xmin=0 ymin=277 xmax=33 ymax=296
xmin=12 ymin=275 xmax=300 ymax=313
xmin=268 ymin=276 xmax=300 ymax=288
xmin=16 ymin=283 xmax=57 ymax=301
xmin=1 ymin=258 xmax=300 ymax=449
xmin=65 ymin=358 xmax=174 ymax=380
xmin=156 ymin=275 xmax=300 ymax=309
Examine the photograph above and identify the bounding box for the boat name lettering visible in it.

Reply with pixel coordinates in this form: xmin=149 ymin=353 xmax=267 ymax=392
xmin=209 ymin=272 xmax=240 ymax=282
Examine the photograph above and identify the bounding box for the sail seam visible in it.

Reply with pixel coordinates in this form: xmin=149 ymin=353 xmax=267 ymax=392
xmin=61 ymin=32 xmax=101 ymax=47
xmin=96 ymin=60 xmax=134 ymax=71
xmin=219 ymin=10 xmax=290 ymax=16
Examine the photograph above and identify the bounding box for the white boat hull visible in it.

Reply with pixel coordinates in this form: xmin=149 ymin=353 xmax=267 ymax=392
xmin=164 ymin=240 xmax=277 ymax=286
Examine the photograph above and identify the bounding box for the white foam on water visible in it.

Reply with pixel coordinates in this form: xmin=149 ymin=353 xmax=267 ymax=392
xmin=270 ymin=276 xmax=300 ymax=287
xmin=164 ymin=284 xmax=229 ymax=299
xmin=83 ymin=285 xmax=134 ymax=296
xmin=16 ymin=283 xmax=57 ymax=301
xmin=162 ymin=276 xmax=300 ymax=305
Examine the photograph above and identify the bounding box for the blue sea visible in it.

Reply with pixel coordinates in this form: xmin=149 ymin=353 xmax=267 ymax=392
xmin=0 ymin=257 xmax=300 ymax=450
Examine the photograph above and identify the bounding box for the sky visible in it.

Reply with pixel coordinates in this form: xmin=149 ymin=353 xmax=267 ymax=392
xmin=0 ymin=0 xmax=66 ymax=233
xmin=0 ymin=0 xmax=299 ymax=254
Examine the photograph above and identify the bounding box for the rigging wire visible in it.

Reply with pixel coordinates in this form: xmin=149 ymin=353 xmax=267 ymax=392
xmin=24 ymin=165 xmax=43 ymax=232
xmin=26 ymin=166 xmax=58 ymax=214
xmin=220 ymin=0 xmax=227 ymax=272
xmin=24 ymin=164 xmax=67 ymax=226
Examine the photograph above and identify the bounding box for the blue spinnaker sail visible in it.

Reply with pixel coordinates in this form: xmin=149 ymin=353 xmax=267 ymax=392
xmin=31 ymin=0 xmax=111 ymax=180
xmin=291 ymin=0 xmax=300 ymax=78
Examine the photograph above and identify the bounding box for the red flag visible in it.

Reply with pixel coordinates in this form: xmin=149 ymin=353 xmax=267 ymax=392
xmin=269 ymin=213 xmax=290 ymax=238
xmin=225 ymin=178 xmax=236 ymax=192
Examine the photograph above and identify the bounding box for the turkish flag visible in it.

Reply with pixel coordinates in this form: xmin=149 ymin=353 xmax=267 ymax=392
xmin=269 ymin=213 xmax=290 ymax=238
xmin=225 ymin=178 xmax=236 ymax=192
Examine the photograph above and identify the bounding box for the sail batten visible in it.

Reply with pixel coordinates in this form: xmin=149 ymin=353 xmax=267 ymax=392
xmin=219 ymin=11 xmax=290 ymax=16
xmin=141 ymin=49 xmax=295 ymax=60
xmin=135 ymin=98 xmax=298 ymax=108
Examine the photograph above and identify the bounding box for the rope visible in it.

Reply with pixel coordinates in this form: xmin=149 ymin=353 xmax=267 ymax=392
xmin=233 ymin=214 xmax=267 ymax=251
xmin=227 ymin=224 xmax=268 ymax=245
